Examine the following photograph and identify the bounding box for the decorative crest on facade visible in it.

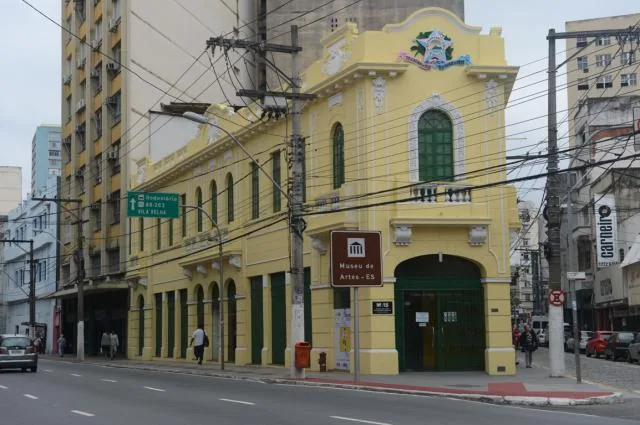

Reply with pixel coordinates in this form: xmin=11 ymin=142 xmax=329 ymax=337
xmin=398 ymin=30 xmax=471 ymax=70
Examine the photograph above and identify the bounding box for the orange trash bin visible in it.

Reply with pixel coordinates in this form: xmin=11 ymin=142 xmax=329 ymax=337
xmin=294 ymin=341 xmax=311 ymax=369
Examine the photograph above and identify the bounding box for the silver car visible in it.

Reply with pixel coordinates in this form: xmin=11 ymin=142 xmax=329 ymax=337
xmin=0 ymin=334 xmax=38 ymax=372
xmin=565 ymin=330 xmax=593 ymax=352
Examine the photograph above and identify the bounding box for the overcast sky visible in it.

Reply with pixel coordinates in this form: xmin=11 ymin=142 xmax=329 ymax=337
xmin=1 ymin=0 xmax=638 ymax=204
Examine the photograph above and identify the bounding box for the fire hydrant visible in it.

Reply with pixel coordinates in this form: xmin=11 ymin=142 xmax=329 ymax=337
xmin=318 ymin=352 xmax=327 ymax=372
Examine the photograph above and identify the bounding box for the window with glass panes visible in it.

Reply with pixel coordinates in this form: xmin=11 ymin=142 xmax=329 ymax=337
xmin=417 ymin=110 xmax=453 ymax=181
xmin=226 ymin=174 xmax=234 ymax=223
xmin=251 ymin=162 xmax=259 ymax=219
xmin=196 ymin=187 xmax=203 ymax=232
xmin=210 ymin=180 xmax=218 ymax=224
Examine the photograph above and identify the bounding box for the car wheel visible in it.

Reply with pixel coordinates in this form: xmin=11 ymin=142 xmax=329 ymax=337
xmin=627 ymin=352 xmax=633 ymax=363
xmin=21 ymin=368 xmax=27 ymax=373
xmin=31 ymin=366 xmax=37 ymax=373
xmin=586 ymin=348 xmax=592 ymax=357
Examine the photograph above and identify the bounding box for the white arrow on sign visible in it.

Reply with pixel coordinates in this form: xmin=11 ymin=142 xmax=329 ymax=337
xmin=129 ymin=197 xmax=136 ymax=211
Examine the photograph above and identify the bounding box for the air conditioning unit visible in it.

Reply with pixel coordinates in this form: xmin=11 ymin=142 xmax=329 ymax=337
xmin=108 ymin=16 xmax=121 ymax=32
xmin=90 ymin=202 xmax=100 ymax=211
xmin=75 ymin=169 xmax=84 ymax=178
xmin=75 ymin=57 xmax=86 ymax=69
xmin=91 ymin=38 xmax=102 ymax=51
xmin=62 ymin=74 xmax=72 ymax=85
xmin=107 ymin=192 xmax=118 ymax=202
xmin=106 ymin=150 xmax=119 ymax=160
xmin=75 ymin=98 xmax=86 ymax=112
xmin=75 ymin=126 xmax=85 ymax=135
xmin=106 ymin=62 xmax=120 ymax=73
xmin=90 ymin=69 xmax=100 ymax=78
xmin=104 ymin=95 xmax=117 ymax=106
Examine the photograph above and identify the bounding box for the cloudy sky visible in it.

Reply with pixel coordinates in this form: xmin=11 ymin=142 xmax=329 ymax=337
xmin=1 ymin=0 xmax=638 ymax=203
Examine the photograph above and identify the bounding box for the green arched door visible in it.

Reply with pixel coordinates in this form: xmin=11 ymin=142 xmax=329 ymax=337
xmin=394 ymin=255 xmax=485 ymax=372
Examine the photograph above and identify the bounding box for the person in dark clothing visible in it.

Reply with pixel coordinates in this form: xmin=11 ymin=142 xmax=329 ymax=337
xmin=519 ymin=324 xmax=539 ymax=368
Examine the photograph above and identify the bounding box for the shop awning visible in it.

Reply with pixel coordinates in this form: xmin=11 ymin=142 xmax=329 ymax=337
xmin=620 ymin=234 xmax=640 ymax=268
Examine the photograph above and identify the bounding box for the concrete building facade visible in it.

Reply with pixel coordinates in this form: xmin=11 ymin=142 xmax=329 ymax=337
xmin=1 ymin=177 xmax=59 ymax=352
xmin=58 ymin=0 xmax=254 ymax=356
xmin=31 ymin=125 xmax=62 ymax=197
xmin=125 ymin=9 xmax=520 ymax=375
xmin=0 ymin=166 xmax=22 ymax=216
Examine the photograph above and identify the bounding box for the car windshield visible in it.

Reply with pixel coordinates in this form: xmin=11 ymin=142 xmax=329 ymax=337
xmin=618 ymin=332 xmax=635 ymax=341
xmin=0 ymin=337 xmax=30 ymax=348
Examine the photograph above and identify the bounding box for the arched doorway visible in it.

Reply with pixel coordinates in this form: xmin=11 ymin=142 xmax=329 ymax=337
xmin=394 ymin=255 xmax=484 ymax=372
xmin=227 ymin=280 xmax=237 ymax=362
xmin=138 ymin=295 xmax=144 ymax=356
xmin=195 ymin=285 xmax=204 ymax=327
xmin=211 ymin=283 xmax=220 ymax=361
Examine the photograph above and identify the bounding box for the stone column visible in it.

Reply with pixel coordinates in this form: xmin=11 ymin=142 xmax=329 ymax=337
xmin=483 ymin=278 xmax=515 ymax=375
xmin=262 ymin=273 xmax=271 ymax=366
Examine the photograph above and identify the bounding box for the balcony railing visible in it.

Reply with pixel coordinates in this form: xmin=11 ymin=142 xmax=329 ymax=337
xmin=410 ymin=183 xmax=472 ymax=204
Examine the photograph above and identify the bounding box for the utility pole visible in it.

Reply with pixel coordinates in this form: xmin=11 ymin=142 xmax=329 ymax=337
xmin=207 ymin=25 xmax=316 ymax=379
xmin=546 ymin=25 xmax=640 ymax=377
xmin=33 ymin=197 xmax=84 ymax=360
xmin=0 ymin=239 xmax=36 ymax=338
xmin=565 ymin=188 xmax=582 ymax=383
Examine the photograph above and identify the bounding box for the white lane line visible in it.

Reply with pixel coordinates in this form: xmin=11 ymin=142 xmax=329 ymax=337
xmin=143 ymin=386 xmax=166 ymax=392
xmin=219 ymin=398 xmax=255 ymax=406
xmin=330 ymin=416 xmax=391 ymax=425
xmin=0 ymin=385 xmax=7 ymax=389
xmin=70 ymin=373 xmax=82 ymax=377
xmin=101 ymin=378 xmax=118 ymax=383
xmin=71 ymin=410 xmax=95 ymax=417
xmin=24 ymin=394 xmax=39 ymax=400
xmin=43 ymin=369 xmax=53 ymax=373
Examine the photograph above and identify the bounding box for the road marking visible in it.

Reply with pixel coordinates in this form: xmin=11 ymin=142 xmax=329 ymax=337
xmin=101 ymin=378 xmax=117 ymax=383
xmin=70 ymin=373 xmax=82 ymax=377
xmin=143 ymin=386 xmax=166 ymax=392
xmin=71 ymin=410 xmax=95 ymax=417
xmin=24 ymin=394 xmax=38 ymax=400
xmin=0 ymin=385 xmax=7 ymax=389
xmin=219 ymin=398 xmax=255 ymax=405
xmin=43 ymin=369 xmax=53 ymax=373
xmin=330 ymin=416 xmax=391 ymax=425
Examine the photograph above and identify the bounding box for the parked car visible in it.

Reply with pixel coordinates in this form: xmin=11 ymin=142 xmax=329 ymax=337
xmin=627 ymin=336 xmax=640 ymax=363
xmin=605 ymin=331 xmax=637 ymax=361
xmin=537 ymin=328 xmax=547 ymax=347
xmin=586 ymin=331 xmax=614 ymax=358
xmin=0 ymin=334 xmax=38 ymax=372
xmin=565 ymin=330 xmax=593 ymax=353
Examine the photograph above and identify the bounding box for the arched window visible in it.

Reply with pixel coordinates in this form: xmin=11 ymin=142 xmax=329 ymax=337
xmin=332 ymin=123 xmax=345 ymax=189
xmin=418 ymin=110 xmax=453 ymax=181
xmin=210 ymin=180 xmax=218 ymax=225
xmin=226 ymin=173 xmax=234 ymax=223
xmin=195 ymin=187 xmax=203 ymax=232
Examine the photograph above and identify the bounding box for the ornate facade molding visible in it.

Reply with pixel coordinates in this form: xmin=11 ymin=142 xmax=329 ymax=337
xmin=310 ymin=237 xmax=327 ymax=255
xmin=468 ymin=225 xmax=488 ymax=246
xmin=372 ymin=76 xmax=386 ymax=114
xmin=393 ymin=225 xmax=412 ymax=246
xmin=408 ymin=93 xmax=465 ymax=182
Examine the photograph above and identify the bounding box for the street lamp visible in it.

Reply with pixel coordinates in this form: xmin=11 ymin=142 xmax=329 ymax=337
xmin=182 ymin=205 xmax=224 ymax=370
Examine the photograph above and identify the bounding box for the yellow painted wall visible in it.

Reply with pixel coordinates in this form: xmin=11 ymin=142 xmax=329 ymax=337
xmin=125 ymin=7 xmax=519 ymax=375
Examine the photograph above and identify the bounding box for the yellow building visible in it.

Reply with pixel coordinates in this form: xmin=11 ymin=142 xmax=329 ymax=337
xmin=125 ymin=8 xmax=520 ymax=375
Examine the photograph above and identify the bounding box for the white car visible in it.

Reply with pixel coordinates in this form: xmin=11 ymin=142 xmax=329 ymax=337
xmin=565 ymin=330 xmax=593 ymax=352
xmin=537 ymin=329 xmax=547 ymax=346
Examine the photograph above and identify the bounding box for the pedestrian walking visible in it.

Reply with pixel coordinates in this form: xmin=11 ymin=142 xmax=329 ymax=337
xmin=190 ymin=323 xmax=207 ymax=365
xmin=57 ymin=334 xmax=66 ymax=358
xmin=101 ymin=331 xmax=111 ymax=360
xmin=519 ymin=324 xmax=539 ymax=368
xmin=109 ymin=330 xmax=119 ymax=360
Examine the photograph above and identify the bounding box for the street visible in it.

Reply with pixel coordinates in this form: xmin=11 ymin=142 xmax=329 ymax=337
xmin=0 ymin=359 xmax=637 ymax=425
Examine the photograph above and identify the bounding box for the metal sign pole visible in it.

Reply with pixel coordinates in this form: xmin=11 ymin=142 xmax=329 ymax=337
xmin=353 ymin=286 xmax=360 ymax=382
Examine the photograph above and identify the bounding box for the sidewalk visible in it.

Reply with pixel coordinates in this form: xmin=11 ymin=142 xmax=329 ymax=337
xmin=42 ymin=355 xmax=623 ymax=406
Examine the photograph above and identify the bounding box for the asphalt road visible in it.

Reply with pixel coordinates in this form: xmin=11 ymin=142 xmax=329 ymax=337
xmin=0 ymin=359 xmax=636 ymax=425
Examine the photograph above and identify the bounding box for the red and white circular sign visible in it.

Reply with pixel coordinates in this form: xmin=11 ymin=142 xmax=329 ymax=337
xmin=548 ymin=289 xmax=566 ymax=307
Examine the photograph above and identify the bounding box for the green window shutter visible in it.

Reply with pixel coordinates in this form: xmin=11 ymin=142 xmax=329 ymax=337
xmin=272 ymin=151 xmax=281 ymax=213
xmin=251 ymin=162 xmax=260 ymax=219
xmin=156 ymin=218 xmax=161 ymax=250
xmin=196 ymin=187 xmax=203 ymax=232
xmin=417 ymin=111 xmax=454 ymax=182
xmin=227 ymin=174 xmax=234 ymax=223
xmin=139 ymin=217 xmax=144 ymax=251
xmin=210 ymin=181 xmax=218 ymax=224
xmin=333 ymin=124 xmax=345 ymax=189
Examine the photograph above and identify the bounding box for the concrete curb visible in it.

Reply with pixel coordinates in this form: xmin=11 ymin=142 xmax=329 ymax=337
xmin=42 ymin=358 xmax=624 ymax=406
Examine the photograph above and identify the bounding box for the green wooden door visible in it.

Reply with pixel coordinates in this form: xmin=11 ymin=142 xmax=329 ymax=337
xmin=180 ymin=289 xmax=188 ymax=358
xmin=304 ymin=268 xmax=312 ymax=344
xmin=251 ymin=276 xmax=264 ymax=365
xmin=154 ymin=293 xmax=162 ymax=357
xmin=138 ymin=296 xmax=145 ymax=356
xmin=167 ymin=292 xmax=175 ymax=358
xmin=271 ymin=272 xmax=286 ymax=365
xmin=438 ymin=290 xmax=484 ymax=371
xmin=228 ymin=281 xmax=237 ymax=362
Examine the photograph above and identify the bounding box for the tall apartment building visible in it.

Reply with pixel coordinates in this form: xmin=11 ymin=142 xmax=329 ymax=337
xmin=31 ymin=125 xmax=62 ymax=196
xmin=59 ymin=0 xmax=252 ymax=355
xmin=0 ymin=166 xmax=22 ymax=215
xmin=260 ymin=0 xmax=464 ymax=89
xmin=565 ymin=13 xmax=640 ymax=147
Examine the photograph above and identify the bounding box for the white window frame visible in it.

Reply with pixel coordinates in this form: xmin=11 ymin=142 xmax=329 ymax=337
xmin=596 ymin=54 xmax=612 ymax=67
